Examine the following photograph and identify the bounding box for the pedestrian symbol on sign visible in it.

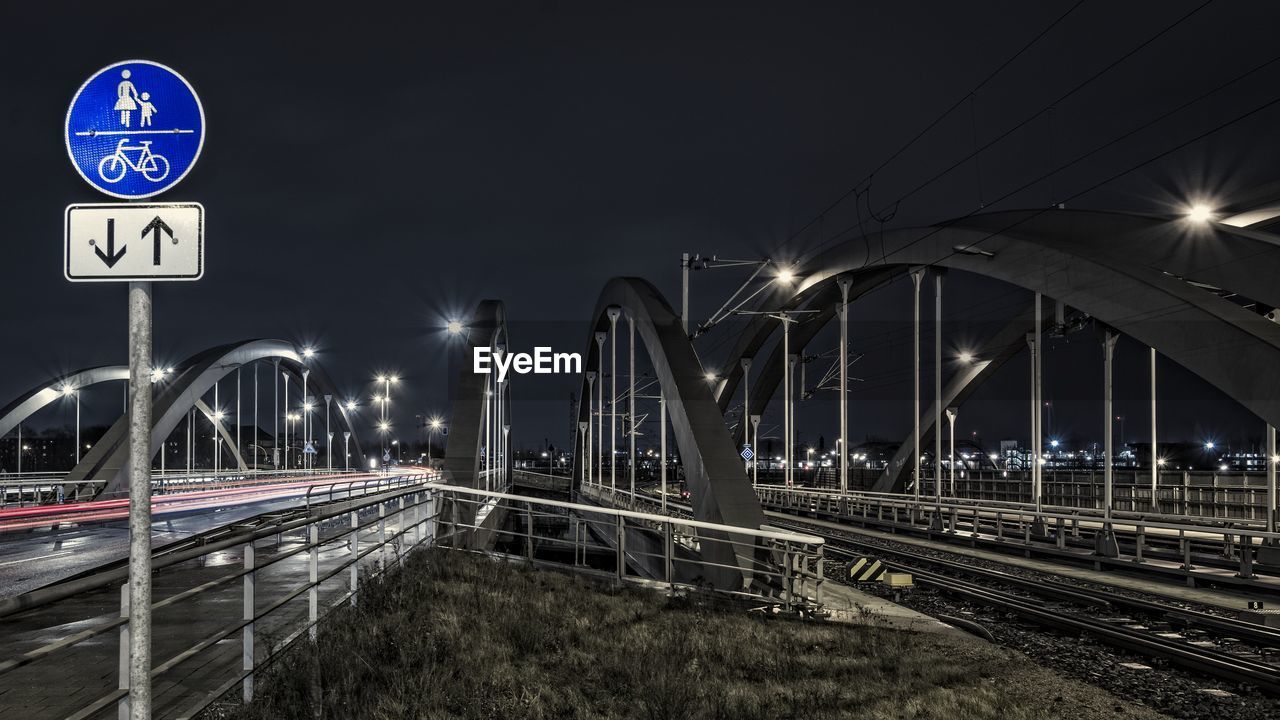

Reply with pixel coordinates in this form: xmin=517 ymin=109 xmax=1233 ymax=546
xmin=304 ymin=442 xmax=317 ymax=455
xmin=66 ymin=60 xmax=205 ymax=199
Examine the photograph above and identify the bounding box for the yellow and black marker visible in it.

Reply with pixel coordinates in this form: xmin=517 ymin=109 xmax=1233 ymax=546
xmin=846 ymin=557 xmax=885 ymax=583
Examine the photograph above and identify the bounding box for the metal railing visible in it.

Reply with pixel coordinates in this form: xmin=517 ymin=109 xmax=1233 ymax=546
xmin=0 ymin=479 xmax=823 ymax=720
xmin=302 ymin=473 xmax=427 ymax=510
xmin=0 ymin=468 xmax=369 ymax=509
xmin=755 ymin=484 xmax=1280 ymax=578
xmin=766 ymin=465 xmax=1280 ymax=521
xmin=459 ymin=481 xmax=823 ymax=609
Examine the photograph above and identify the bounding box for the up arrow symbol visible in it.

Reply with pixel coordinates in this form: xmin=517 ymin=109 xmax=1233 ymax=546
xmin=142 ymin=216 xmax=174 ymax=266
xmin=93 ymin=218 xmax=126 ymax=268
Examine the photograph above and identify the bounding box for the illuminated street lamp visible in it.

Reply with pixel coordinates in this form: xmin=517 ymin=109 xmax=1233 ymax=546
xmin=212 ymin=410 xmax=226 ymax=475
xmin=287 ymin=412 xmax=300 ymax=468
xmin=60 ymin=384 xmax=81 ymax=465
xmin=427 ymin=417 xmax=443 ymax=465
xmin=1186 ymin=203 xmax=1214 ymax=223
xmin=446 ymin=320 xmax=464 ymax=335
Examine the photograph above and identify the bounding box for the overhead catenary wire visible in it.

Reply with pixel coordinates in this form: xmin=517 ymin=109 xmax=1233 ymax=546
xmin=770 ymin=0 xmax=1091 ymax=260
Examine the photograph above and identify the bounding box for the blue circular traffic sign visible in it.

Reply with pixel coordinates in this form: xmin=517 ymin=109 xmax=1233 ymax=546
xmin=65 ymin=60 xmax=205 ymax=199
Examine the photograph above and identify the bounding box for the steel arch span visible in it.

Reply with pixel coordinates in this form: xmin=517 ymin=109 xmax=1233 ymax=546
xmin=0 ymin=366 xmax=129 ymax=443
xmin=711 ymin=208 xmax=1280 ymax=493
xmin=61 ymin=339 xmax=366 ymax=496
xmin=571 ymin=277 xmax=765 ymax=532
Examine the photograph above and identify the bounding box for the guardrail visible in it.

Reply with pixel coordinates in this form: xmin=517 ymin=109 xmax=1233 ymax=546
xmin=0 ymin=479 xmax=823 ymax=720
xmin=756 ymin=484 xmax=1273 ymax=530
xmin=766 ymin=466 xmax=1280 ymax=521
xmin=456 ymin=482 xmax=823 ymax=610
xmin=755 ymin=484 xmax=1280 ymax=578
xmin=302 ymin=474 xmax=425 ymax=510
xmin=0 ymin=469 xmax=368 ymax=509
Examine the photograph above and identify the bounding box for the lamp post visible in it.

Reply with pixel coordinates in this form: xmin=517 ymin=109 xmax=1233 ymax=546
xmin=911 ymin=268 xmax=924 ymax=504
xmin=503 ymin=425 xmax=511 ymax=486
xmin=660 ymin=390 xmax=667 ymax=511
xmin=607 ymin=306 xmax=620 ymax=492
xmin=751 ymin=414 xmax=761 ymax=487
xmin=628 ymin=314 xmax=636 ymax=503
xmin=62 ymin=385 xmax=80 ymax=465
xmin=594 ymin=332 xmax=606 ymax=486
xmin=427 ymin=418 xmax=442 ymax=469
xmin=1100 ymin=326 xmax=1119 ymax=556
xmin=585 ymin=371 xmax=596 ymax=487
xmin=934 ymin=270 xmax=944 ymax=511
xmin=324 ymin=394 xmax=332 ymax=471
xmin=301 ymin=369 xmax=311 ymax=471
xmin=344 ymin=401 xmax=356 ymax=472
xmin=1150 ymin=348 xmax=1159 ymax=512
xmin=946 ymin=407 xmax=958 ymax=497
xmin=281 ymin=372 xmax=290 ymax=470
xmin=741 ymin=357 xmax=752 ymax=472
xmin=211 ymin=411 xmax=224 ymax=476
xmin=838 ymin=275 xmax=851 ymax=495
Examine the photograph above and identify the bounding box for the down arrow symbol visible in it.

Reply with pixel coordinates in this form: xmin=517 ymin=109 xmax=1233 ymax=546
xmin=93 ymin=218 xmax=126 ymax=268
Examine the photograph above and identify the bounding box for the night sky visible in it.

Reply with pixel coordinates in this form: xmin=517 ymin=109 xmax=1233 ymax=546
xmin=3 ymin=2 xmax=1280 ymax=455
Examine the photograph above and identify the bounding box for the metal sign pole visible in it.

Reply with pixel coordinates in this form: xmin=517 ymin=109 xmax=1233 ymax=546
xmin=126 ymin=280 xmax=152 ymax=720
xmin=65 ymin=62 xmax=205 ymax=720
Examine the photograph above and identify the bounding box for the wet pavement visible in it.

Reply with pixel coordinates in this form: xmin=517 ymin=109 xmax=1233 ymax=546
xmin=0 ymin=492 xmax=431 ymax=720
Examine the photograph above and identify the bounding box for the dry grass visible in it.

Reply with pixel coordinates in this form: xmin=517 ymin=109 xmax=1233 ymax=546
xmin=223 ymin=548 xmax=1164 ymax=720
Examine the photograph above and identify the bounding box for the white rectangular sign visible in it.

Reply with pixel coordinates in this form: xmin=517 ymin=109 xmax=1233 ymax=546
xmin=65 ymin=203 xmax=204 ymax=282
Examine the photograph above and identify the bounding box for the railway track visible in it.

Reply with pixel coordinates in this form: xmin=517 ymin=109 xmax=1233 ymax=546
xmin=769 ymin=518 xmax=1280 ymax=694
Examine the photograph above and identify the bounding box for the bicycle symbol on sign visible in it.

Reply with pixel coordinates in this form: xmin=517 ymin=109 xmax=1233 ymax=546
xmin=97 ymin=138 xmax=171 ymax=184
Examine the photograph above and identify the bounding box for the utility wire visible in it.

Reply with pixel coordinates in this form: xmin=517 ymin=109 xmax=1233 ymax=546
xmin=771 ymin=0 xmax=1089 ymax=258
